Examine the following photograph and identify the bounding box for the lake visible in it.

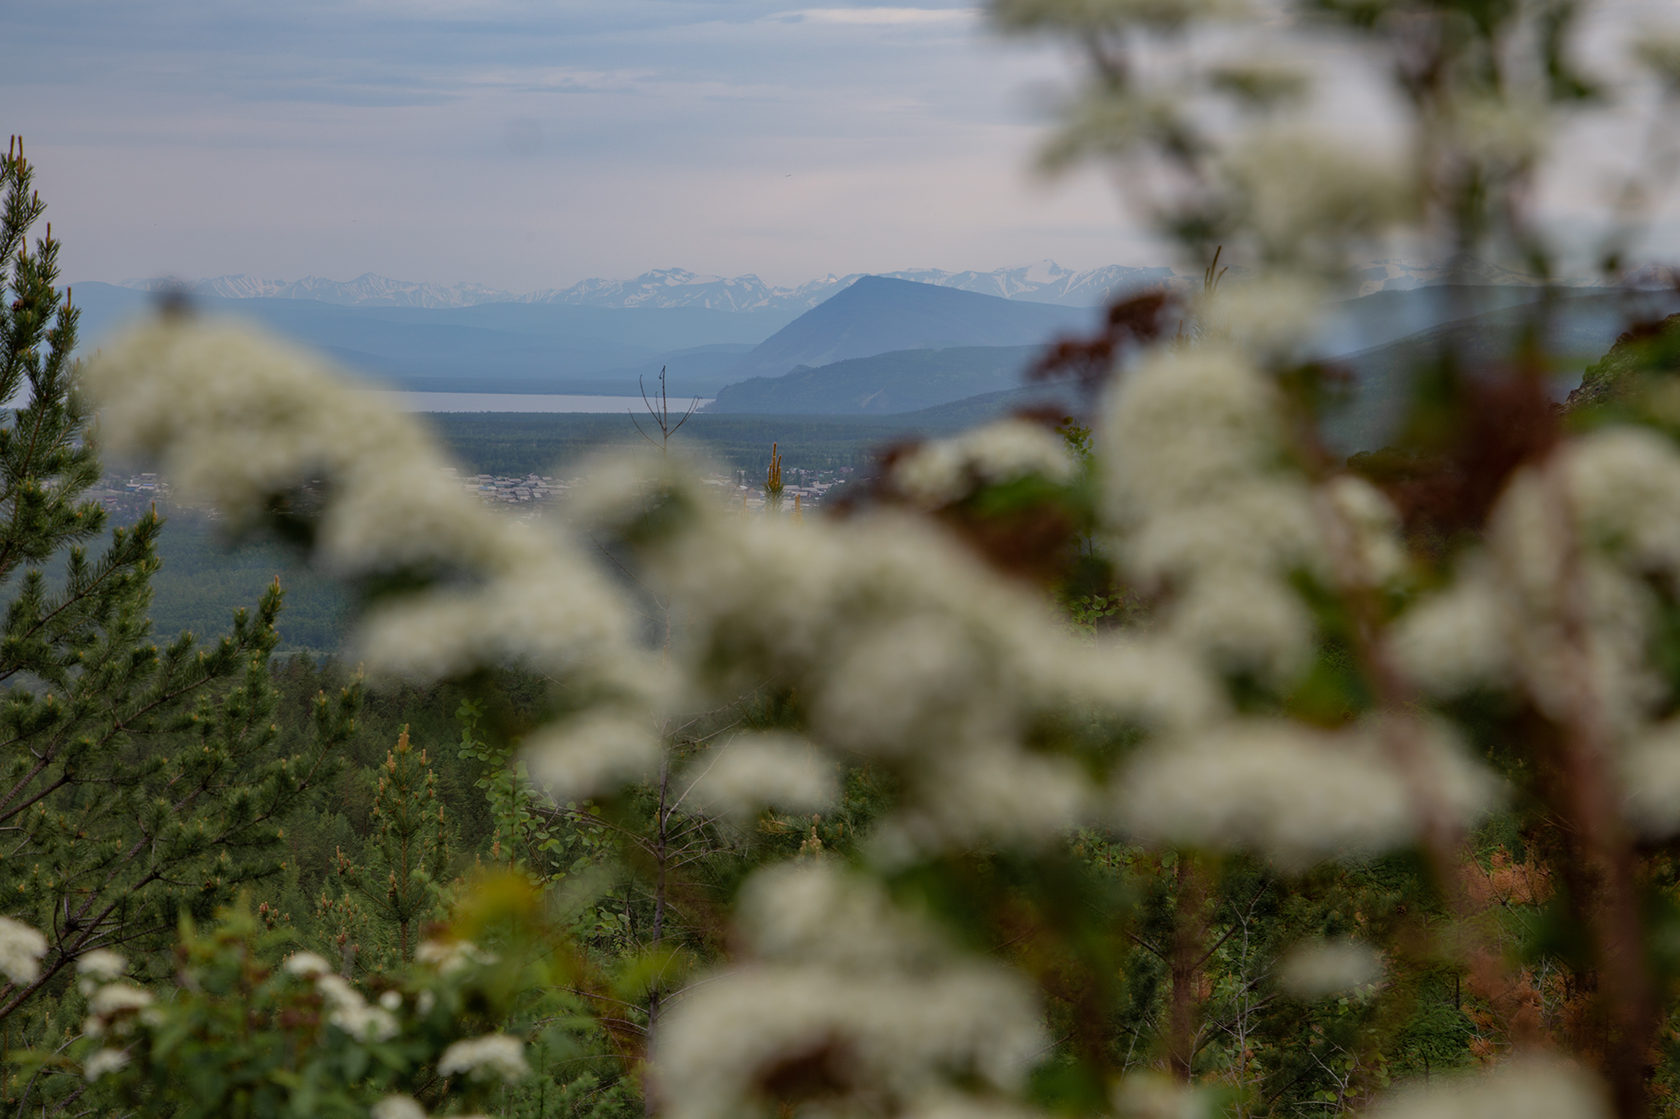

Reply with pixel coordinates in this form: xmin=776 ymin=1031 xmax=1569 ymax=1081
xmin=393 ymin=392 xmax=713 ymax=413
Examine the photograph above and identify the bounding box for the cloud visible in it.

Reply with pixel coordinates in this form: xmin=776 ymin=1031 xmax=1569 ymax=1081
xmin=775 ymin=7 xmax=977 ymax=25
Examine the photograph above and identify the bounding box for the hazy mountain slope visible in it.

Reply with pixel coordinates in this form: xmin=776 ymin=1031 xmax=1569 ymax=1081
xmin=895 ymin=383 xmax=1087 ymax=428
xmin=727 ymin=277 xmax=1091 ymax=383
xmin=1317 ymin=285 xmax=1547 ymax=356
xmin=113 ymin=262 xmax=1180 ymax=314
xmin=68 ymin=283 xmax=791 ymax=392
xmin=1325 ymin=289 xmax=1680 ymax=452
xmin=707 ymin=345 xmax=1042 ymax=414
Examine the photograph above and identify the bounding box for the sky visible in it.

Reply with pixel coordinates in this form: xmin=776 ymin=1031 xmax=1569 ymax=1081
xmin=10 ymin=0 xmax=1680 ymax=294
xmin=6 ymin=0 xmax=1149 ymax=292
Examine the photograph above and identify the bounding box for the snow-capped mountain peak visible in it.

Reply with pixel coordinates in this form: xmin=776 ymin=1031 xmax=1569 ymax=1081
xmin=114 ymin=261 xmax=1189 ymax=313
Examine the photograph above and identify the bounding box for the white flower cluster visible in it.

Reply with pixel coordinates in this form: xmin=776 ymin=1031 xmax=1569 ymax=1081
xmin=891 ymin=419 xmax=1078 ymax=507
xmin=1218 ymin=127 xmax=1412 ymax=270
xmin=1101 ymin=343 xmax=1325 ymax=686
xmin=1115 ymin=716 xmax=1498 ymax=869
xmin=1275 ymin=937 xmax=1385 ymax=1000
xmin=574 ymin=459 xmax=1228 ymax=853
xmin=525 ymin=708 xmax=666 ymax=804
xmin=83 ymin=982 xmax=154 ymax=1040
xmin=372 ymin=1096 xmax=429 ymax=1119
xmin=680 ymin=731 xmax=838 ymax=824
xmin=1368 ymin=1055 xmax=1610 ymax=1119
xmin=0 ymin=915 xmax=47 ymax=986
xmin=84 ymin=319 xmax=655 ymax=709
xmin=83 ymin=1047 xmax=130 ymax=1082
xmin=656 ymin=862 xmax=1049 ymax=1119
xmin=84 ymin=320 xmax=513 ymax=575
xmin=1395 ymin=430 xmax=1680 ymax=759
xmin=437 ymin=1032 xmax=530 ymax=1082
xmin=1191 ymin=270 xmax=1326 ymax=363
xmin=73 ymin=949 xmax=130 ymax=1001
xmin=316 ymin=972 xmax=398 ymax=1043
xmin=281 ymin=950 xmax=332 ymax=980
xmin=1111 ymin=1071 xmax=1217 ymax=1119
xmin=415 ymin=938 xmax=495 ymax=976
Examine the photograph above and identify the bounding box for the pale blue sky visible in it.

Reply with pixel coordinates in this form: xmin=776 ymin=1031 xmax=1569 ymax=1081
xmin=11 ymin=0 xmax=1680 ymax=292
xmin=7 ymin=1 xmax=1147 ymax=291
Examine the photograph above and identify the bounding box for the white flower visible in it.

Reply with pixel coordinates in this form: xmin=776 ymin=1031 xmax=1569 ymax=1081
xmin=75 ymin=949 xmax=129 ymax=996
xmin=75 ymin=949 xmax=127 ymax=983
xmin=1561 ymin=427 xmax=1680 ymax=578
xmin=88 ymin=984 xmax=153 ymax=1018
xmin=1193 ymin=270 xmax=1326 ymax=362
xmin=523 ymin=709 xmax=665 ymax=802
xmin=682 ymin=733 xmax=838 ymax=822
xmin=1115 ymin=716 xmax=1498 ymax=869
xmin=656 ymin=861 xmax=1047 ymax=1119
xmin=1620 ymin=719 xmax=1680 ymax=837
xmin=1039 ymin=634 xmax=1224 ymax=733
xmin=1275 ymin=937 xmax=1385 ymax=1000
xmin=352 ymin=556 xmax=648 ymax=690
xmin=0 ymin=916 xmax=49 ymax=986
xmin=281 ymin=951 xmax=332 ymax=980
xmin=83 ymin=1048 xmax=130 ymax=1081
xmin=1125 ymin=480 xmax=1322 ymax=584
xmin=892 ymin=420 xmax=1076 ymax=507
xmin=1219 ymin=127 xmax=1412 ymax=264
xmin=315 ymin=974 xmax=398 ymax=1042
xmin=1164 ymin=569 xmax=1314 ymax=686
xmin=1368 ymin=1055 xmax=1609 ymax=1119
xmin=1102 ymin=343 xmax=1283 ymax=526
xmin=1318 ymin=474 xmax=1408 ymax=587
xmin=1113 ymin=1071 xmax=1218 ymax=1119
xmin=437 ymin=1033 xmax=530 ymax=1082
xmin=415 ymin=939 xmax=495 ymax=976
xmin=370 ymin=1095 xmax=429 ymax=1119
xmin=1390 ymin=559 xmax=1514 ymax=696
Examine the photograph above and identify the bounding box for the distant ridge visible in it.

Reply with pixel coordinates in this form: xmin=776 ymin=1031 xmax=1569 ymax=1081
xmin=112 ymin=261 xmax=1174 ymax=313
xmin=707 ymin=345 xmax=1043 ymax=415
xmin=724 ymin=276 xmax=1092 ymax=383
xmin=109 ymin=256 xmax=1642 ymax=314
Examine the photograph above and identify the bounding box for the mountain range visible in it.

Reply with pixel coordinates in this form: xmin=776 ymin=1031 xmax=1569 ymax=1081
xmin=112 ymin=262 xmax=1178 ymax=313
xmin=111 ymin=256 xmax=1653 ymax=315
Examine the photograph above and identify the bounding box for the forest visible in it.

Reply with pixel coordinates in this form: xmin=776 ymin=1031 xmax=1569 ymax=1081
xmin=9 ymin=0 xmax=1680 ymax=1117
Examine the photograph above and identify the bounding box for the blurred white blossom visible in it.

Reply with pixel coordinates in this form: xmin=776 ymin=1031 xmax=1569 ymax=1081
xmin=82 ymin=1048 xmax=130 ymax=1081
xmin=0 ymin=916 xmax=48 ymax=986
xmin=657 ymin=862 xmax=1046 ymax=1119
xmin=437 ymin=1033 xmax=530 ymax=1082
xmin=371 ymin=1095 xmax=429 ymax=1119
xmin=1276 ymin=937 xmax=1385 ymax=1000
xmin=682 ymin=732 xmax=838 ymax=822
xmin=415 ymin=939 xmax=495 ymax=976
xmin=524 ymin=709 xmax=665 ymax=802
xmin=1368 ymin=1055 xmax=1610 ymax=1119
xmin=1115 ymin=716 xmax=1498 ymax=868
xmin=280 ymin=951 xmax=332 ymax=980
xmin=315 ymin=974 xmax=398 ymax=1043
xmin=892 ymin=419 xmax=1076 ymax=506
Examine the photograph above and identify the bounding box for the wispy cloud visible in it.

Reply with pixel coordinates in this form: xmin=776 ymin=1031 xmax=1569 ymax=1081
xmin=773 ymin=7 xmax=977 ymax=25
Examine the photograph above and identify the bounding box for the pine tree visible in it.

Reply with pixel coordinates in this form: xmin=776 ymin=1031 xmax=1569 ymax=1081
xmin=0 ymin=139 xmax=358 ymax=1108
xmin=322 ymin=726 xmax=450 ymax=973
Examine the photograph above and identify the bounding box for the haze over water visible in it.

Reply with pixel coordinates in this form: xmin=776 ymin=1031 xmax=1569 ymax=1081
xmin=393 ymin=392 xmax=711 ymax=413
